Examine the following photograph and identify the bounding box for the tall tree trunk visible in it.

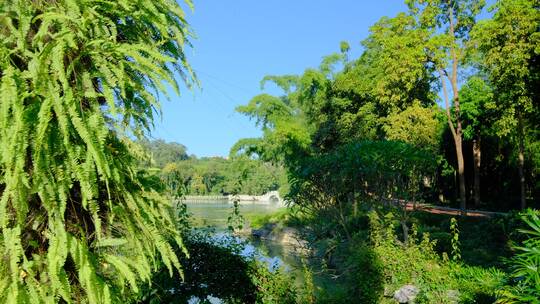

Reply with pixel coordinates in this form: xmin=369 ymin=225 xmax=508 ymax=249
xmin=440 ymin=69 xmax=467 ymax=213
xmin=518 ymin=114 xmax=526 ymax=209
xmin=443 ymin=8 xmax=467 ymax=214
xmin=454 ymin=134 xmax=467 ymax=211
xmin=472 ymin=138 xmax=481 ymax=208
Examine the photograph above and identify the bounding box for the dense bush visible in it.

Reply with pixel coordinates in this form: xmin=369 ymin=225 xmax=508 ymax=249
xmin=412 ymin=210 xmax=535 ymax=268
xmin=138 ymin=230 xmax=299 ymax=304
xmin=287 ymin=140 xmax=436 ymax=242
xmin=346 ymin=242 xmax=385 ymax=303
xmin=346 ymin=212 xmax=506 ymax=303
xmin=496 ymin=209 xmax=540 ymax=303
xmin=312 ymin=212 xmax=505 ymax=303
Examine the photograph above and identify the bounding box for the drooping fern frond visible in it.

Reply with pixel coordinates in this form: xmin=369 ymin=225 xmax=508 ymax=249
xmin=0 ymin=0 xmax=195 ymax=302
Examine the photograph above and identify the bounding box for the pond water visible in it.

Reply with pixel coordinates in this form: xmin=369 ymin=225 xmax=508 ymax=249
xmin=183 ymin=200 xmax=303 ymax=278
xmin=185 ymin=200 xmax=279 ymax=228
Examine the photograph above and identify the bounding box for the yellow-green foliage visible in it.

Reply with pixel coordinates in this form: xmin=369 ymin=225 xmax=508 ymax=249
xmin=246 ymin=208 xmax=292 ymax=229
xmin=0 ymin=0 xmax=194 ymax=302
xmin=383 ymin=102 xmax=443 ymax=151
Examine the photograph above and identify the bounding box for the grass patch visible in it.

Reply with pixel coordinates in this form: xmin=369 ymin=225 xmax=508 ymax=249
xmin=244 ymin=207 xmax=292 ymax=229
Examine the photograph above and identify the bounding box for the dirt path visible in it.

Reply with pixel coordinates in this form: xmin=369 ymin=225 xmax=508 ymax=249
xmin=405 ymin=203 xmax=506 ymax=218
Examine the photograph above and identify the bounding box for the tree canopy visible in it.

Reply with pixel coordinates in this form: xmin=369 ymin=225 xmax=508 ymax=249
xmin=234 ymin=0 xmax=539 ymax=217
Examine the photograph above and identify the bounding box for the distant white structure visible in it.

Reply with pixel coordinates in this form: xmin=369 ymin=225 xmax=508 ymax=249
xmin=229 ymin=191 xmax=284 ymax=206
xmin=182 ymin=191 xmax=284 ymax=206
xmin=260 ymin=191 xmax=281 ymax=204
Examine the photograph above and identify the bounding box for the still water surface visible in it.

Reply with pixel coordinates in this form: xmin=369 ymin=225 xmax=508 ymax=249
xmin=183 ymin=201 xmax=325 ymax=303
xmin=185 ymin=200 xmax=279 ymax=228
xmin=183 ymin=200 xmax=302 ymax=275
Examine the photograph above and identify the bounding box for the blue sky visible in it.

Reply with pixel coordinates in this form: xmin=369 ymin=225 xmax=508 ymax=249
xmin=152 ymin=1 xmax=410 ymax=157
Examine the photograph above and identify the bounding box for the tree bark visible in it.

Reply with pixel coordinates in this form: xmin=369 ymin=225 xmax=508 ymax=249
xmin=518 ymin=115 xmax=526 ymax=209
xmin=454 ymin=134 xmax=467 ymax=212
xmin=440 ymin=71 xmax=467 ymax=213
xmin=518 ymin=148 xmax=526 ymax=209
xmin=441 ymin=7 xmax=467 ymax=214
xmin=401 ymin=220 xmax=409 ymax=245
xmin=472 ymin=139 xmax=481 ymax=208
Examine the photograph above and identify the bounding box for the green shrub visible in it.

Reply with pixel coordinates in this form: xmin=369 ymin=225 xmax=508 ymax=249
xmin=429 ymin=231 xmax=452 ymax=253
xmin=347 ymin=242 xmax=385 ymax=303
xmin=448 ymin=265 xmax=506 ymax=304
xmin=313 ymin=286 xmax=351 ymax=304
xmin=138 ymin=231 xmax=299 ymax=304
xmin=412 ymin=211 xmax=515 ymax=268
xmin=496 ymin=209 xmax=540 ymax=304
xmin=356 ymin=211 xmax=506 ymax=303
xmin=247 ymin=208 xmax=292 ymax=229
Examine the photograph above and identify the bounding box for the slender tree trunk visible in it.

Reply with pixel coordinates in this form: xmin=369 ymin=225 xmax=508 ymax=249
xmin=450 ymin=62 xmax=467 ymax=212
xmin=472 ymin=138 xmax=481 ymax=208
xmin=454 ymin=134 xmax=467 ymax=211
xmin=335 ymin=198 xmax=351 ymax=240
xmin=401 ymin=220 xmax=409 ymax=245
xmin=440 ymin=75 xmax=467 ymax=213
xmin=439 ymin=68 xmax=467 ymax=213
xmin=351 ymin=183 xmax=358 ymax=217
xmin=518 ymin=148 xmax=526 ymax=209
xmin=353 ymin=196 xmax=358 ymax=217
xmin=445 ymin=7 xmax=467 ymax=214
xmin=517 ymin=115 xmax=526 ymax=209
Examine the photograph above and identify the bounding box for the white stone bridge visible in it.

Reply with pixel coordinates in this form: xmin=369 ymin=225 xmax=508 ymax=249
xmin=182 ymin=191 xmax=284 ymax=206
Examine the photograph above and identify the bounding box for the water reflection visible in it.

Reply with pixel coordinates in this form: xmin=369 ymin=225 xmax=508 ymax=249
xmin=184 ymin=200 xmax=279 ymax=228
xmin=183 ymin=201 xmax=303 ymax=303
xmin=183 ymin=200 xmax=302 ymax=274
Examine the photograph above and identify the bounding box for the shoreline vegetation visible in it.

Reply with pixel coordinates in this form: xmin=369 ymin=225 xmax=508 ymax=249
xmin=243 ymin=207 xmax=537 ymax=303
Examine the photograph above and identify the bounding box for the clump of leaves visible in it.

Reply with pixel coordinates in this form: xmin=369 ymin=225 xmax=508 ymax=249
xmin=496 ymin=209 xmax=540 ymax=303
xmin=350 ymin=211 xmax=505 ymax=303
xmin=140 ymin=230 xmax=299 ymax=304
xmin=0 ymin=0 xmax=194 ymax=302
xmin=450 ymin=217 xmax=462 ymax=261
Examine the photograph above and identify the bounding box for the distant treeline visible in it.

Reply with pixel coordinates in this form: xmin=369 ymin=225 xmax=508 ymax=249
xmin=141 ymin=139 xmax=286 ymax=196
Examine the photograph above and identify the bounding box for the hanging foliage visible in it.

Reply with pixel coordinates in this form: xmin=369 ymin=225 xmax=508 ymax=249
xmin=0 ymin=0 xmax=194 ymax=302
